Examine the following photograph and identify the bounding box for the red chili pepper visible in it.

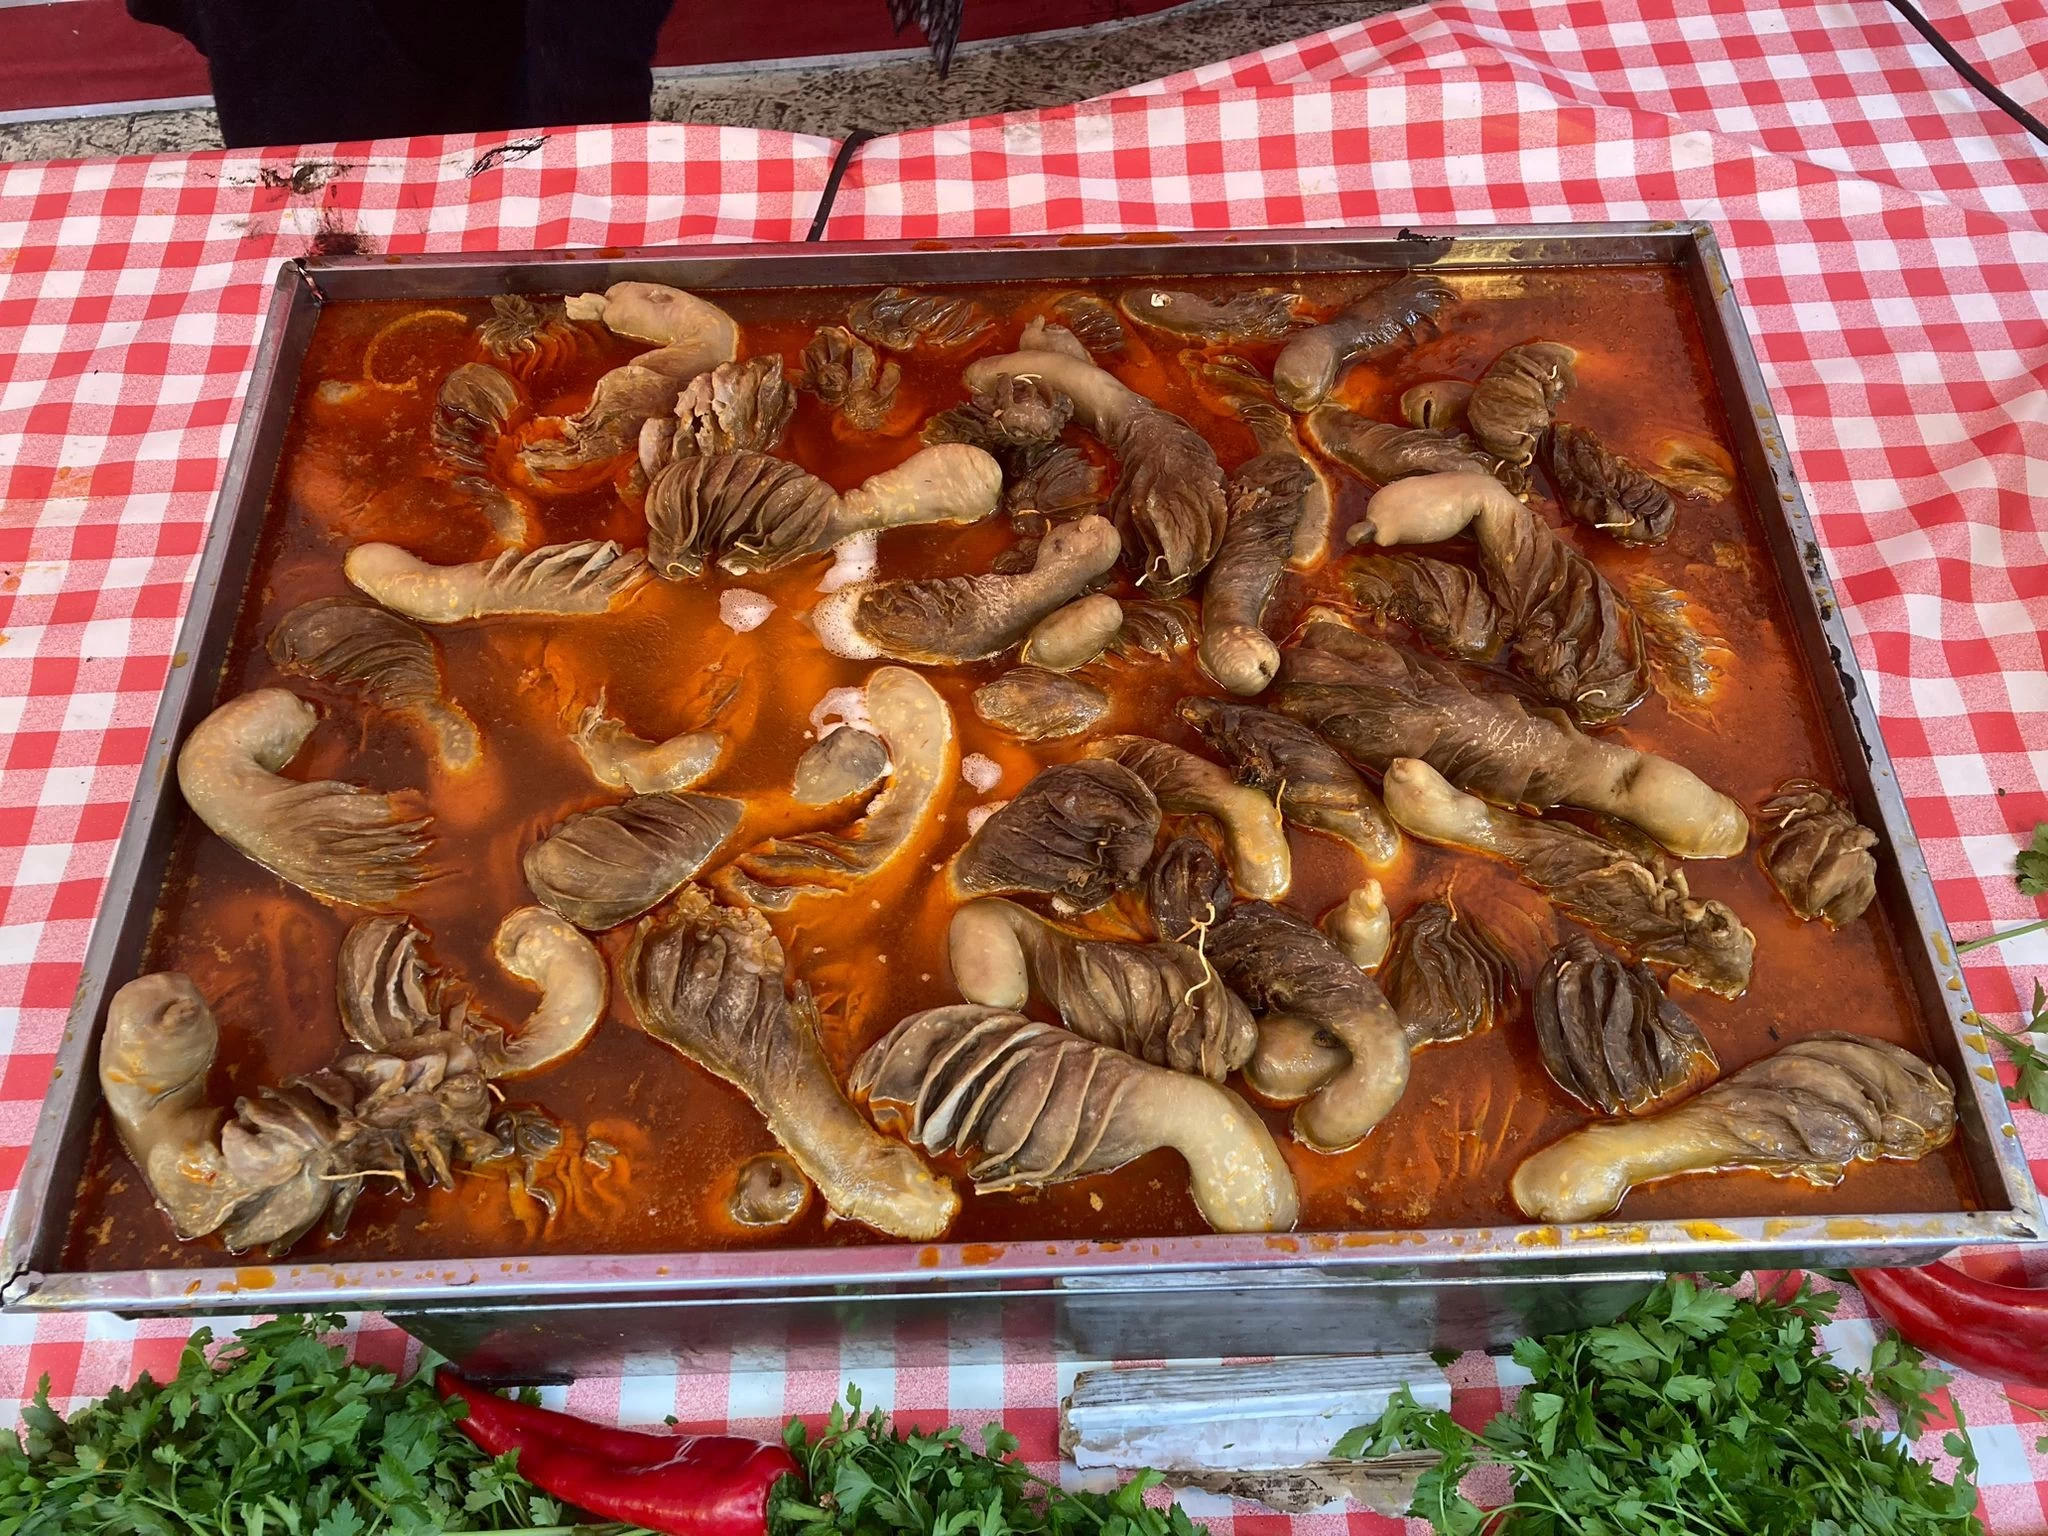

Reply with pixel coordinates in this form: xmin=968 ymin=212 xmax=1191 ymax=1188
xmin=1853 ymin=1263 xmax=2048 ymax=1389
xmin=438 ymin=1368 xmax=800 ymax=1536
xmin=1750 ymin=1268 xmax=1808 ymax=1305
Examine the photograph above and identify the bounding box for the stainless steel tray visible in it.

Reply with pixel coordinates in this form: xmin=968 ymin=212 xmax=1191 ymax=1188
xmin=4 ymin=225 xmax=2035 ymax=1373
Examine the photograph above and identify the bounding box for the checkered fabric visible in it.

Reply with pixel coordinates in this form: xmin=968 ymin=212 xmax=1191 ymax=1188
xmin=1 ymin=0 xmax=2045 ymax=1529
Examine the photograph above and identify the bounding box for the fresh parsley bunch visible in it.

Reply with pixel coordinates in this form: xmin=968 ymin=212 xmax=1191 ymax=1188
xmin=0 ymin=1313 xmax=592 ymax=1536
xmin=771 ymin=1388 xmax=1203 ymax=1536
xmin=1337 ymin=1276 xmax=1981 ymax=1536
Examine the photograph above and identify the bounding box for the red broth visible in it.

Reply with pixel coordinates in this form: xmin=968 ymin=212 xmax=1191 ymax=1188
xmin=62 ymin=268 xmax=1976 ymax=1272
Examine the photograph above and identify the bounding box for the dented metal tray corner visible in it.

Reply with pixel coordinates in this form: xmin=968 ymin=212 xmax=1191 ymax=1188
xmin=2 ymin=225 xmax=2035 ymax=1350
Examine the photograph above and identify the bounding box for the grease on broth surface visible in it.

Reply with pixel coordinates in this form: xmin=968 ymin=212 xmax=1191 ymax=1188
xmin=63 ymin=267 xmax=1976 ymax=1272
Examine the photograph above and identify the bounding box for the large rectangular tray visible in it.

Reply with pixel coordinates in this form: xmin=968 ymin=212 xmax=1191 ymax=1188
xmin=4 ymin=225 xmax=2036 ymax=1368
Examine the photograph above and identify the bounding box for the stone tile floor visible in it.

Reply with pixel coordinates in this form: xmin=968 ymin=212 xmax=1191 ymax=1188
xmin=0 ymin=0 xmax=1403 ymax=161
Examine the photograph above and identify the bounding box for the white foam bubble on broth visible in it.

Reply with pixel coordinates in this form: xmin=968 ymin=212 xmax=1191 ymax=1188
xmin=809 ymin=685 xmax=875 ymax=739
xmin=961 ymin=753 xmax=1002 ymax=792
xmin=719 ymin=588 xmax=775 ymax=632
xmin=817 ymin=531 xmax=877 ymax=593
xmin=965 ymin=800 xmax=1007 ymax=834
xmin=808 ymin=587 xmax=883 ymax=659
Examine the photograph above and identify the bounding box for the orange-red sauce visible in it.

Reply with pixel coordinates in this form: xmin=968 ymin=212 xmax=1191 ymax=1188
xmin=62 ymin=267 xmax=1977 ymax=1273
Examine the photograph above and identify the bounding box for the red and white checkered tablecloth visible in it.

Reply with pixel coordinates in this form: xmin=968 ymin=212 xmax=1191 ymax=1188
xmin=2 ymin=0 xmax=2047 ymax=1527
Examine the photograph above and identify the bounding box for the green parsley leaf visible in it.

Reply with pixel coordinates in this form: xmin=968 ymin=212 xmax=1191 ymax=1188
xmin=1957 ymin=826 xmax=2048 ymax=950
xmin=1335 ymin=1276 xmax=1984 ymax=1535
xmin=1663 ymin=1281 xmax=1739 ymax=1339
xmin=1980 ymin=984 xmax=2048 ymax=1114
xmin=0 ymin=1313 xmax=629 ymax=1536
xmin=2017 ymin=824 xmax=2048 ymax=898
xmin=1328 ymin=1424 xmax=1376 ymax=1460
xmin=1868 ymin=1333 xmax=1950 ymax=1439
xmin=772 ymin=1391 xmax=1200 ymax=1536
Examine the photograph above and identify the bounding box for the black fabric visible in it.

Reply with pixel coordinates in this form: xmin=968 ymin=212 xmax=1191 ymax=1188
xmin=128 ymin=0 xmax=675 ymax=149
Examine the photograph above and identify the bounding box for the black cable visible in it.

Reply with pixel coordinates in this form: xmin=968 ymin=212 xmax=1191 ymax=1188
xmin=1880 ymin=0 xmax=2048 ymax=149
xmin=807 ymin=130 xmax=880 ymax=242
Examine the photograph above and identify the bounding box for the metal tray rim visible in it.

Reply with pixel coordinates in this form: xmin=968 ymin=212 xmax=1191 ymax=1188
xmin=13 ymin=1209 xmax=2038 ymax=1316
xmin=6 ymin=222 xmax=2036 ymax=1316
